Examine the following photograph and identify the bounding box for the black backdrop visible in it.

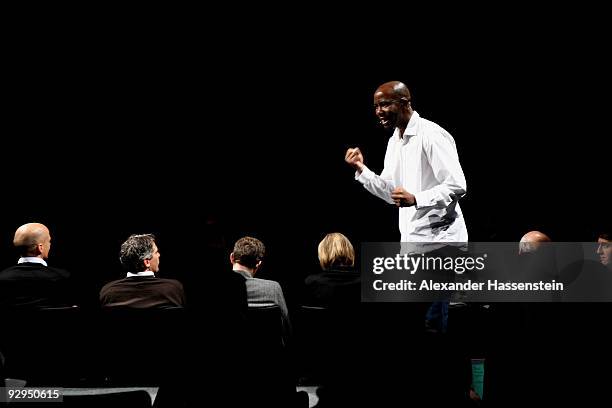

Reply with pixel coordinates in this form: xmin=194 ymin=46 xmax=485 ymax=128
xmin=2 ymin=28 xmax=610 ymax=309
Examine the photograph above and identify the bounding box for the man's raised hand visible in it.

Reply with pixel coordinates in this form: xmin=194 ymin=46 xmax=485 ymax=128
xmin=345 ymin=147 xmax=365 ymax=172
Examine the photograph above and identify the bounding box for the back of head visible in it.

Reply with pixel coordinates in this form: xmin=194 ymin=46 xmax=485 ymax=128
xmin=318 ymin=232 xmax=355 ymax=270
xmin=519 ymin=230 xmax=551 ymax=255
xmin=13 ymin=223 xmax=51 ymax=257
xmin=119 ymin=234 xmax=156 ymax=272
xmin=518 ymin=231 xmax=557 ymax=283
xmin=232 ymin=236 xmax=265 ymax=269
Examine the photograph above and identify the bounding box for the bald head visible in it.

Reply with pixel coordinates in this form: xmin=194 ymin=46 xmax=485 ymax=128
xmin=519 ymin=231 xmax=551 ymax=255
xmin=373 ymin=81 xmax=413 ymax=132
xmin=375 ymin=81 xmax=411 ymax=101
xmin=13 ymin=223 xmax=52 ymax=258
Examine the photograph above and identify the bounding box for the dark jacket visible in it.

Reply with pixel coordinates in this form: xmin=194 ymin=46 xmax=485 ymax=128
xmin=0 ymin=262 xmax=73 ymax=310
xmin=303 ymin=266 xmax=360 ymax=307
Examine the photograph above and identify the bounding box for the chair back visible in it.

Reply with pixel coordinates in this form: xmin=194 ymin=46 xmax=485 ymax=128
xmin=245 ymin=305 xmax=297 ymax=407
xmin=95 ymin=307 xmax=188 ymax=386
xmin=0 ymin=306 xmax=84 ymax=386
xmin=246 ymin=305 xmax=283 ymax=350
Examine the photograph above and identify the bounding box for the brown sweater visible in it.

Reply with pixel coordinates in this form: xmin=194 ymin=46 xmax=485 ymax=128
xmin=99 ymin=276 xmax=185 ymax=309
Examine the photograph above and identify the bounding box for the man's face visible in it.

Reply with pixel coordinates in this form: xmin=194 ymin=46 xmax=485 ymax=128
xmin=147 ymin=243 xmax=161 ymax=273
xmin=597 ymin=238 xmax=611 ymax=266
xmin=373 ymin=90 xmax=404 ymax=130
xmin=40 ymin=230 xmax=51 ymax=259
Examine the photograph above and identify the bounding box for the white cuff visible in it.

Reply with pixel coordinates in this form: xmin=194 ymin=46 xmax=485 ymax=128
xmin=355 ymin=166 xmax=375 ymax=183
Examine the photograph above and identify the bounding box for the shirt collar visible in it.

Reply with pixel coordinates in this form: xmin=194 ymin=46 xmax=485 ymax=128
xmin=18 ymin=257 xmax=48 ymax=267
xmin=126 ymin=271 xmax=155 ymax=278
xmin=233 ymin=267 xmax=253 ymax=279
xmin=394 ymin=110 xmax=420 ymax=140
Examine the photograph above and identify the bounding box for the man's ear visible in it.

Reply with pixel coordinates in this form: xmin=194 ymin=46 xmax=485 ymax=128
xmin=144 ymin=259 xmax=151 ymax=270
xmin=35 ymin=243 xmax=44 ymax=256
xmin=230 ymin=252 xmax=235 ymax=264
xmin=255 ymin=260 xmax=262 ymax=270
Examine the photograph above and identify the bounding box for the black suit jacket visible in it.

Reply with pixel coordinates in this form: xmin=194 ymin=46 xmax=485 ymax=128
xmin=0 ymin=262 xmax=73 ymax=310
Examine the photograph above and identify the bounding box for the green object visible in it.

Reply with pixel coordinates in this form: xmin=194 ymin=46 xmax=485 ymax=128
xmin=471 ymin=358 xmax=485 ymax=399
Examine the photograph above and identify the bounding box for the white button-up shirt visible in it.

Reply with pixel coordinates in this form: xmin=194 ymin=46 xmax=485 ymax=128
xmin=357 ymin=111 xmax=468 ymax=243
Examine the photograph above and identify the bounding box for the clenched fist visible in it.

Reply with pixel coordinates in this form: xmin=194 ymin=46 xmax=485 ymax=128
xmin=345 ymin=147 xmax=365 ymax=172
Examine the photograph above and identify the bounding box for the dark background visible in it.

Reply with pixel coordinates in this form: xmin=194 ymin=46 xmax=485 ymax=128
xmin=1 ymin=22 xmax=610 ymax=309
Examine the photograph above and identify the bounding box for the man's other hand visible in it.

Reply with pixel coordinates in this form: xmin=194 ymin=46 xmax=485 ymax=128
xmin=391 ymin=187 xmax=416 ymax=207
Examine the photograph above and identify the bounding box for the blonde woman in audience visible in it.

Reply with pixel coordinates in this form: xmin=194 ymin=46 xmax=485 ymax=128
xmin=304 ymin=232 xmax=360 ymax=307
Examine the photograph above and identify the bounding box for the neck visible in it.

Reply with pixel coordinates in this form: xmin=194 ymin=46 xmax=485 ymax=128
xmin=398 ymin=109 xmax=413 ymax=137
xmin=233 ymin=264 xmax=255 ymax=276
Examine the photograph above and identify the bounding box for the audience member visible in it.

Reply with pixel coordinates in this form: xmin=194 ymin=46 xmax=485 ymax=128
xmin=518 ymin=230 xmax=551 ymax=255
xmin=517 ymin=230 xmax=557 ymax=285
xmin=230 ymin=236 xmax=291 ymax=343
xmin=230 ymin=236 xmax=307 ymax=407
xmin=301 ymin=233 xmax=361 ymax=407
xmin=304 ymin=232 xmax=360 ymax=307
xmin=487 ymin=230 xmax=564 ymax=404
xmin=0 ymin=223 xmax=74 ymax=310
xmin=99 ymin=234 xmax=185 ymax=309
xmin=596 ymin=232 xmax=611 ymax=268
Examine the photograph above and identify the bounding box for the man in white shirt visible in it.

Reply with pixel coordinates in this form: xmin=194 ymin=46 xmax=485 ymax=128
xmin=345 ymin=80 xmax=468 ymax=244
xmin=346 ymin=81 xmax=469 ymax=339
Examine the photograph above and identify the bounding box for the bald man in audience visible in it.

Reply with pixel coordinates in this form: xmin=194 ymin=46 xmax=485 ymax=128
xmin=517 ymin=230 xmax=556 ymax=283
xmin=0 ymin=223 xmax=74 ymax=309
xmin=519 ymin=230 xmax=551 ymax=255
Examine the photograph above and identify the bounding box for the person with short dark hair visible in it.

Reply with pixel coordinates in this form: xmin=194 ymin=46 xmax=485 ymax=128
xmin=230 ymin=236 xmax=290 ymax=342
xmin=99 ymin=234 xmax=185 ymax=309
xmin=230 ymin=237 xmax=307 ymax=407
xmin=596 ymin=232 xmax=611 ymax=267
